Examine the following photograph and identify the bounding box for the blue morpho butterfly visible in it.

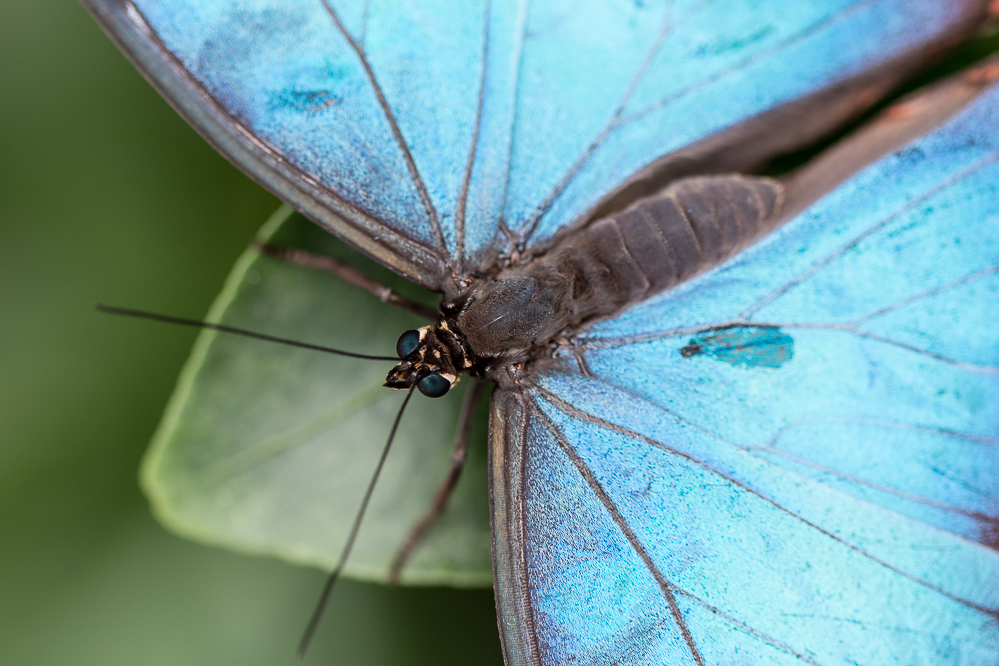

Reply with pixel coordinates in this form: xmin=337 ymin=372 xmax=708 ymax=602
xmin=82 ymin=0 xmax=999 ymax=663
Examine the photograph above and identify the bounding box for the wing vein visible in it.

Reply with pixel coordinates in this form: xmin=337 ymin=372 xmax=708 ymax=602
xmin=455 ymin=0 xmax=493 ymax=271
xmin=740 ymin=150 xmax=999 ymax=319
xmin=853 ymin=263 xmax=999 ymax=323
xmin=743 ymin=443 xmax=983 ymax=518
xmin=619 ymin=0 xmax=874 ymax=128
xmin=496 ymin=0 xmax=531 ymax=251
xmin=519 ymin=0 xmax=877 ymax=247
xmin=516 ymin=10 xmax=673 ymax=244
xmin=528 ymin=399 xmax=706 ymax=666
xmin=576 ymin=316 xmax=999 ymax=376
xmin=532 ymin=399 xmax=834 ymax=665
xmin=319 ymin=0 xmax=448 ymax=254
xmin=578 ymin=280 xmax=999 ymax=368
xmin=772 ymin=322 xmax=999 ymax=374
xmin=763 ymin=415 xmax=999 ymax=447
xmin=534 ymin=385 xmax=999 ymax=617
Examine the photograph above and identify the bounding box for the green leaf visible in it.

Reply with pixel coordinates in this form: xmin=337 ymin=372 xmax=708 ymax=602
xmin=141 ymin=206 xmax=492 ymax=586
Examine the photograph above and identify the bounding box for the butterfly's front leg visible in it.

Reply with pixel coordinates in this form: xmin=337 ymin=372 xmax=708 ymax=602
xmin=257 ymin=241 xmax=438 ymax=321
xmin=388 ymin=379 xmax=487 ymax=584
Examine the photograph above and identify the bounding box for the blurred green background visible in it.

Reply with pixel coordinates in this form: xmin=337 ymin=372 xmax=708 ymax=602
xmin=0 ymin=2 xmax=502 ymax=664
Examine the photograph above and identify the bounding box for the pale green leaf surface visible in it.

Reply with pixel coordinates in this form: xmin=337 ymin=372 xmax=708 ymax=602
xmin=142 ymin=206 xmax=492 ymax=586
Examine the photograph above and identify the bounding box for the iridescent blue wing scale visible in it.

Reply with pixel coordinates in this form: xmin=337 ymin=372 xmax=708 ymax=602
xmin=492 ymin=80 xmax=999 ymax=665
xmin=82 ymin=0 xmax=991 ymax=286
xmin=84 ymin=0 xmax=461 ymax=287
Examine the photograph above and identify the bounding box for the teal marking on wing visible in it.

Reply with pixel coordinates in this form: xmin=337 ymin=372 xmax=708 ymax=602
xmin=679 ymin=327 xmax=794 ymax=368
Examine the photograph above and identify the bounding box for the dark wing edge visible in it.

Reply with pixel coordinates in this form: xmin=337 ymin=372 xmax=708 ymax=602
xmin=778 ymin=54 xmax=999 ymax=222
xmin=575 ymin=0 xmax=994 ymax=233
xmin=490 ymin=388 xmax=542 ymax=666
xmin=489 ymin=388 xmax=714 ymax=665
xmin=81 ymin=0 xmax=447 ymax=290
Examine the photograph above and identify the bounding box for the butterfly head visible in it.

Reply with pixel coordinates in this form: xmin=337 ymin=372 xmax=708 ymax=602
xmin=384 ymin=324 xmax=466 ymax=398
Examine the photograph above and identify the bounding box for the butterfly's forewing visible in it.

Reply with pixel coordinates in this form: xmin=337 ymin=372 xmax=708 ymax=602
xmin=493 ymin=73 xmax=999 ymax=665
xmin=498 ymin=0 xmax=993 ymax=251
xmin=83 ymin=0 xmax=993 ymax=283
xmin=84 ymin=0 xmax=455 ymax=287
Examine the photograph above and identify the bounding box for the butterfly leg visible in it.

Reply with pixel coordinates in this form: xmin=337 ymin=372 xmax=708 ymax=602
xmin=387 ymin=379 xmax=485 ymax=584
xmin=256 ymin=242 xmax=438 ymax=321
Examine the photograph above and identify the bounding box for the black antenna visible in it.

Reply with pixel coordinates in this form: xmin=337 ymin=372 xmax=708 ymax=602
xmin=297 ymin=386 xmax=416 ymax=658
xmin=95 ymin=304 xmax=397 ymax=361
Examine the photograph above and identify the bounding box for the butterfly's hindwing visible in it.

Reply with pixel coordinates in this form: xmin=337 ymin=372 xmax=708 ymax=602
xmin=490 ymin=73 xmax=999 ymax=666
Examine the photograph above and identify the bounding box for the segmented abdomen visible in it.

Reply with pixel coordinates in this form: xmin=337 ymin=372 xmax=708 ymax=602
xmin=545 ymin=174 xmax=784 ymax=322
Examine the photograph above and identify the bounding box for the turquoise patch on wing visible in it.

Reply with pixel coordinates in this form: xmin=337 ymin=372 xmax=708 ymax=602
xmin=680 ymin=327 xmax=794 ymax=368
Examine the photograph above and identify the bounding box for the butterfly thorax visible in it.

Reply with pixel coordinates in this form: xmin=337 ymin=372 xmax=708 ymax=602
xmin=383 ymin=270 xmax=573 ymax=396
xmin=386 ymin=174 xmax=784 ymax=397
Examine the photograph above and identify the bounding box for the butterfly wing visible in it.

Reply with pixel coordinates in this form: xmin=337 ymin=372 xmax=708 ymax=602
xmin=492 ymin=73 xmax=999 ymax=664
xmin=84 ymin=0 xmax=460 ymax=286
xmin=488 ymin=0 xmax=992 ymax=254
xmin=83 ymin=0 xmax=992 ymax=287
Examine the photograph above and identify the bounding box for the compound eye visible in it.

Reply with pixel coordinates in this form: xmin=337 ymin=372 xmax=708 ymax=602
xmin=396 ymin=329 xmax=421 ymax=359
xmin=417 ymin=373 xmax=450 ymax=398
